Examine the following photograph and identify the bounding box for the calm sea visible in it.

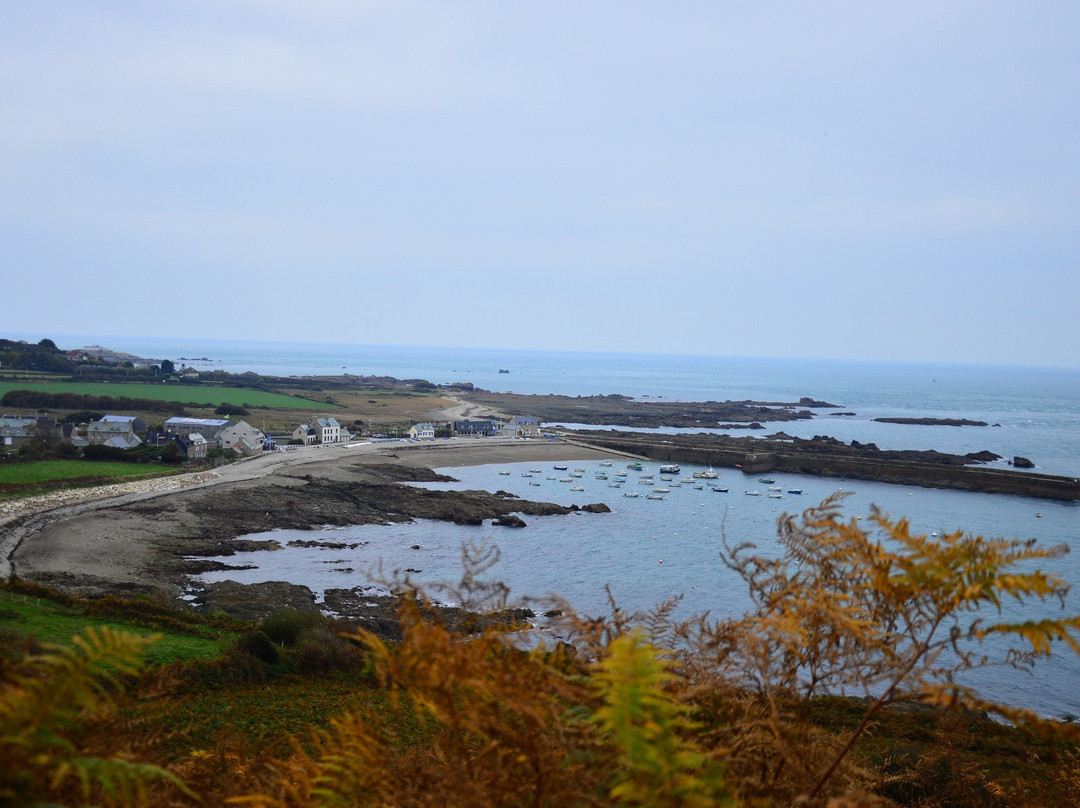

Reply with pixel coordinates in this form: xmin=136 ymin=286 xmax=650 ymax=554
xmin=35 ymin=335 xmax=1080 ymax=717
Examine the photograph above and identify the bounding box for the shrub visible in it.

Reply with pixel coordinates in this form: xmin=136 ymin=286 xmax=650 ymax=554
xmin=260 ymin=608 xmax=325 ymax=647
xmin=234 ymin=631 xmax=280 ymax=664
xmin=291 ymin=626 xmax=364 ymax=674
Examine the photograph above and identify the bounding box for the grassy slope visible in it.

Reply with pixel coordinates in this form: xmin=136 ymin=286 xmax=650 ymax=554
xmin=0 ymin=459 xmax=176 ymax=485
xmin=0 ymin=589 xmax=225 ymax=663
xmin=0 ymin=380 xmax=325 ymax=409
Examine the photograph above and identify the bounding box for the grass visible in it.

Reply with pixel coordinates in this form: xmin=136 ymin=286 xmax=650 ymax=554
xmin=0 ymin=589 xmax=226 ymax=664
xmin=0 ymin=380 xmax=325 ymax=409
xmin=0 ymin=459 xmax=176 ymax=486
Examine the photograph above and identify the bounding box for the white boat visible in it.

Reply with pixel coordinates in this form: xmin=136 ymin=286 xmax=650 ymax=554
xmin=660 ymin=475 xmax=673 ymax=482
xmin=499 ymin=470 xmax=511 ymax=476
xmin=653 ymin=487 xmax=670 ymax=494
xmin=623 ymin=491 xmax=640 ymax=498
xmin=608 ymin=482 xmax=623 ymax=488
xmin=614 ymin=470 xmax=628 ymax=477
xmin=639 ymin=479 xmax=655 ymax=485
xmin=559 ymin=477 xmax=573 ymax=483
xmin=712 ymin=487 xmax=729 ymax=493
xmin=768 ymin=493 xmax=783 ymax=499
xmin=669 ymin=482 xmax=682 ymax=488
xmin=599 ymin=460 xmax=613 ymax=467
xmin=529 ymin=481 xmax=542 ymax=486
xmin=521 ymin=472 xmax=533 ymax=477
xmin=680 ymin=477 xmax=696 ymax=484
xmin=700 ymin=468 xmax=719 ymax=479
xmin=570 ymin=485 xmax=585 ymax=491
xmin=574 ymin=468 xmax=586 ymax=473
xmin=768 ymin=486 xmax=782 ymax=492
xmin=745 ymin=490 xmax=762 ymax=496
xmin=529 ymin=468 xmax=543 ymax=474
xmin=646 ymin=494 xmax=665 ymax=500
xmin=660 ymin=464 xmax=680 ymax=474
xmin=570 ymin=472 xmax=584 ymax=478
xmin=758 ymin=477 xmax=776 ymax=484
xmin=553 ymin=464 xmax=568 ymax=470
xmin=595 ymin=473 xmax=609 ymax=480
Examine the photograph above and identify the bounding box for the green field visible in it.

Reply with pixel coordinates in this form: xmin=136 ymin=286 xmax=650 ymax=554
xmin=0 ymin=589 xmax=226 ymax=663
xmin=0 ymin=380 xmax=324 ymax=408
xmin=0 ymin=459 xmax=174 ymax=486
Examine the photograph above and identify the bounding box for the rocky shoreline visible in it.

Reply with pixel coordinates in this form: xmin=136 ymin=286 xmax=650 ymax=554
xmin=3 ymin=440 xmax=618 ymax=623
xmin=563 ymin=430 xmax=1080 ymax=500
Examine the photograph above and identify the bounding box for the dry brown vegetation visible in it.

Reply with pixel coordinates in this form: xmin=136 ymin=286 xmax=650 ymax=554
xmin=3 ymin=497 xmax=1080 ymax=807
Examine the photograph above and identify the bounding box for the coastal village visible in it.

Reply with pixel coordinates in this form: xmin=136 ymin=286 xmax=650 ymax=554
xmin=0 ymin=412 xmax=544 ymax=459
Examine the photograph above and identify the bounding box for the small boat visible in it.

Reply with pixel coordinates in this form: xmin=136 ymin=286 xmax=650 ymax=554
xmin=499 ymin=470 xmax=511 ymax=476
xmin=574 ymin=468 xmax=586 ymax=473
xmin=529 ymin=468 xmax=543 ymax=474
xmin=529 ymin=481 xmax=542 ymax=486
xmin=546 ymin=476 xmax=557 ymax=480
xmin=599 ymin=460 xmax=613 ymax=467
xmin=680 ymin=477 xmax=695 ymax=484
xmin=660 ymin=475 xmax=673 ymax=482
xmin=669 ymin=482 xmax=682 ymax=488
xmin=653 ymin=487 xmax=670 ymax=494
xmin=627 ymin=462 xmax=644 ymax=471
xmin=570 ymin=472 xmax=584 ymax=478
xmin=700 ymin=468 xmax=719 ymax=479
xmin=768 ymin=486 xmax=782 ymax=492
xmin=570 ymin=485 xmax=585 ymax=491
xmin=646 ymin=494 xmax=665 ymax=500
xmin=623 ymin=491 xmax=640 ymax=498
xmin=521 ymin=472 xmax=533 ymax=477
xmin=758 ymin=477 xmax=776 ymax=484
xmin=660 ymin=464 xmax=680 ymax=474
xmin=787 ymin=489 xmax=803 ymax=495
xmin=559 ymin=477 xmax=573 ymax=483
xmin=712 ymin=487 xmax=729 ymax=493
xmin=614 ymin=469 xmax=628 ymax=477
xmin=553 ymin=464 xmax=568 ymax=470
xmin=745 ymin=490 xmax=762 ymax=496
xmin=608 ymin=482 xmax=623 ymax=488
xmin=595 ymin=473 xmax=609 ymax=480
xmin=694 ymin=484 xmax=705 ymax=490
xmin=768 ymin=493 xmax=783 ymax=499
xmin=639 ymin=479 xmax=655 ymax=485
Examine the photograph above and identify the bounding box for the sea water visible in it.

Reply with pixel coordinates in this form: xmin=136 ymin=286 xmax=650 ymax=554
xmin=31 ymin=335 xmax=1080 ymax=716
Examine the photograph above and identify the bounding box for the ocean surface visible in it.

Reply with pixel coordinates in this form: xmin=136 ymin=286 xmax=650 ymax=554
xmin=34 ymin=335 xmax=1080 ymax=718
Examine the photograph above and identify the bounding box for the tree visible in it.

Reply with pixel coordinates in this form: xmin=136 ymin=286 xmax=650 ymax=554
xmin=678 ymin=493 xmax=1080 ymax=803
xmin=160 ymin=359 xmax=175 ymax=374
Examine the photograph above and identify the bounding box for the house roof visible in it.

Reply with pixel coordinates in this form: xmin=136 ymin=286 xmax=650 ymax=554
xmin=509 ymin=416 xmax=538 ymax=425
xmin=165 ymin=417 xmax=230 ymax=428
xmin=99 ymin=415 xmax=138 ymax=423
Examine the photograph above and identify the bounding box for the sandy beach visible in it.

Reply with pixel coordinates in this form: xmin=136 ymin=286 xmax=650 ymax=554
xmin=1 ymin=437 xmax=626 ymax=600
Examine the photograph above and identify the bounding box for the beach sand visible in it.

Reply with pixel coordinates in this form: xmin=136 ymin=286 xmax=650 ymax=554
xmin=2 ymin=437 xmax=625 ymax=595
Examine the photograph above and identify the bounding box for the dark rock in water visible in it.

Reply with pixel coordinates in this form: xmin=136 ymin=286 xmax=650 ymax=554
xmin=410 ymin=544 xmax=421 ymax=550
xmin=581 ymin=503 xmax=612 ymax=513
xmin=850 ymin=440 xmax=880 ymax=451
xmin=493 ymin=514 xmax=527 ymax=528
xmin=196 ymin=580 xmax=317 ymax=621
xmin=874 ymin=417 xmax=989 ymax=427
xmin=1013 ymin=456 xmax=1036 ymax=468
xmin=965 ymin=451 xmax=1002 ymax=463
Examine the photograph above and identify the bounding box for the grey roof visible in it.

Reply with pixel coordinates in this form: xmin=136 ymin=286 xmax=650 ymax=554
xmin=509 ymin=416 xmax=538 ymax=425
xmin=165 ymin=417 xmax=230 ymax=428
xmin=314 ymin=417 xmax=341 ymax=429
xmin=99 ymin=415 xmax=138 ymax=423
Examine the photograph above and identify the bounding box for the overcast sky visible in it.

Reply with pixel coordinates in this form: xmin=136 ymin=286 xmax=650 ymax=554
xmin=2 ymin=2 xmax=1078 ymax=367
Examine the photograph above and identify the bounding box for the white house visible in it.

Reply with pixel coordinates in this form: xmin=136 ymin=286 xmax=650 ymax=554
xmin=217 ymin=421 xmax=265 ymax=456
xmin=409 ymin=422 xmax=435 ymax=439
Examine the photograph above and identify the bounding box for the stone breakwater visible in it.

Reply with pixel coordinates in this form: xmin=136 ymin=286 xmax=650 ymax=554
xmin=0 ymin=471 xmax=220 ymax=522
